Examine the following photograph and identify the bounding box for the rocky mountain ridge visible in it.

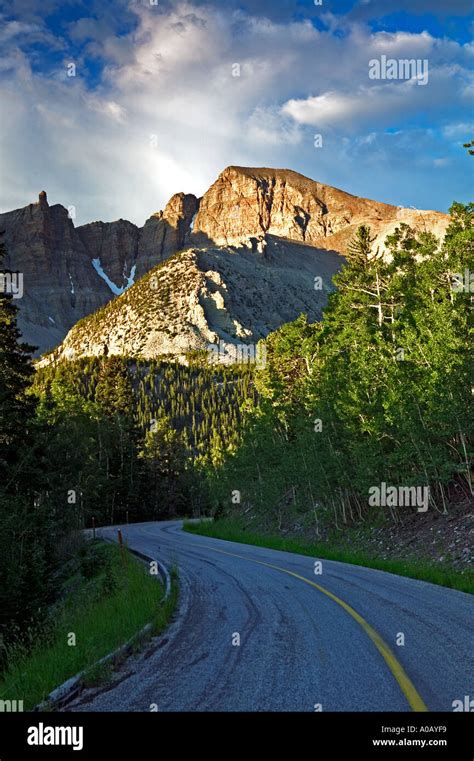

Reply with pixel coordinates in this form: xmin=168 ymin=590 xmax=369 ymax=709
xmin=1 ymin=166 xmax=449 ymax=356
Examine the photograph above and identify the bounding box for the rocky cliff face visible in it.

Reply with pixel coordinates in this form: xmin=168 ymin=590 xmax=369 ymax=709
xmin=1 ymin=167 xmax=449 ymax=356
xmin=0 ymin=192 xmax=112 ymax=352
xmin=137 ymin=192 xmax=199 ymax=277
xmin=0 ymin=191 xmax=199 ymax=354
xmin=190 ymin=166 xmax=449 ymax=254
xmin=75 ymin=219 xmax=139 ymax=288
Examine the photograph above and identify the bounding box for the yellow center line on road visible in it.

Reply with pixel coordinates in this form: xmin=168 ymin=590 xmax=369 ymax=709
xmin=205 ymin=544 xmax=428 ymax=712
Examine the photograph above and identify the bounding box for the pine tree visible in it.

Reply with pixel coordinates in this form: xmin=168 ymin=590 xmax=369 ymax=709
xmin=0 ymin=234 xmax=36 ymax=477
xmin=95 ymin=357 xmax=134 ymax=418
xmin=138 ymin=417 xmax=188 ymax=516
xmin=346 ymin=224 xmax=377 ymax=266
xmin=0 ymin=234 xmax=50 ymax=649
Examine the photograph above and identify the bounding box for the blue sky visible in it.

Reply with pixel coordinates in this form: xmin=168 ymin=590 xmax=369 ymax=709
xmin=0 ymin=0 xmax=472 ymax=225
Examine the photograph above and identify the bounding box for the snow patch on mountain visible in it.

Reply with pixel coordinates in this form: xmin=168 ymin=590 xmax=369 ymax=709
xmin=92 ymin=258 xmax=136 ymax=296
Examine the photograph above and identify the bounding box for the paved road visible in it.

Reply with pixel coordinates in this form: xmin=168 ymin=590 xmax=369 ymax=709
xmin=68 ymin=520 xmax=473 ymax=712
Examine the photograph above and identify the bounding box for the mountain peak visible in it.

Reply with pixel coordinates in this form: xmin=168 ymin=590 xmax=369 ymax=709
xmin=38 ymin=190 xmax=48 ymax=206
xmin=191 ymin=164 xmax=449 ymax=253
xmin=219 ymin=164 xmax=317 ymax=185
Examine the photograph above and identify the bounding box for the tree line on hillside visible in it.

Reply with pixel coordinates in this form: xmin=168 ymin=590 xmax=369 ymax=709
xmin=34 ymin=357 xmax=256 ymax=463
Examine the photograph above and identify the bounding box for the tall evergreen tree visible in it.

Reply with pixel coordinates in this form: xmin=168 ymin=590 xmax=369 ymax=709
xmin=95 ymin=356 xmax=134 ymax=418
xmin=346 ymin=224 xmax=377 ymax=266
xmin=0 ymin=233 xmax=36 ymax=479
xmin=0 ymin=234 xmax=49 ymax=652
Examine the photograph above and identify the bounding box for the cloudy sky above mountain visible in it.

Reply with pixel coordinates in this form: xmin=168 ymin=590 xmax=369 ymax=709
xmin=0 ymin=0 xmax=472 ymax=225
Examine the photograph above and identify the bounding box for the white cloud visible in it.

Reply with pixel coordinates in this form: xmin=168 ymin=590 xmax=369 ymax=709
xmin=0 ymin=1 xmax=472 ymax=225
xmin=442 ymin=121 xmax=474 ymax=138
xmin=281 ymin=74 xmax=455 ymax=132
xmin=245 ymin=106 xmax=302 ymax=146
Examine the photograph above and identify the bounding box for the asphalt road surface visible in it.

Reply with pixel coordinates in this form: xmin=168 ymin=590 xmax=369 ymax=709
xmin=67 ymin=520 xmax=473 ymax=712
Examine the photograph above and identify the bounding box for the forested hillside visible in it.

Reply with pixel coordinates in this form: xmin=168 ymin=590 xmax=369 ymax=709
xmin=34 ymin=357 xmax=256 ymax=462
xmin=205 ymin=204 xmax=473 ymax=544
xmin=0 ymin=295 xmax=255 ymax=653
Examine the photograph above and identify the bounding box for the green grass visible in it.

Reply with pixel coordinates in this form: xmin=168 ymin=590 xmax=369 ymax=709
xmin=0 ymin=541 xmax=177 ymax=709
xmin=184 ymin=517 xmax=473 ymax=594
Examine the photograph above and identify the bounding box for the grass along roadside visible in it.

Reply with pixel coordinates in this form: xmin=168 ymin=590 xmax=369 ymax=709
xmin=184 ymin=517 xmax=473 ymax=594
xmin=0 ymin=540 xmax=176 ymax=710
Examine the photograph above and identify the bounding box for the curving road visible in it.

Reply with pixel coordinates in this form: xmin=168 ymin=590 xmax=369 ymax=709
xmin=67 ymin=520 xmax=473 ymax=712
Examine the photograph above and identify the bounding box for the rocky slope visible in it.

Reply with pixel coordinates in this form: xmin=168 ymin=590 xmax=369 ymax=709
xmin=45 ymin=238 xmax=343 ymax=363
xmin=1 ymin=166 xmax=449 ymax=356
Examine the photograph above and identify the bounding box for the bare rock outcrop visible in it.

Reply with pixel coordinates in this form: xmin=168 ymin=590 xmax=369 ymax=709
xmin=137 ymin=192 xmax=199 ymax=277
